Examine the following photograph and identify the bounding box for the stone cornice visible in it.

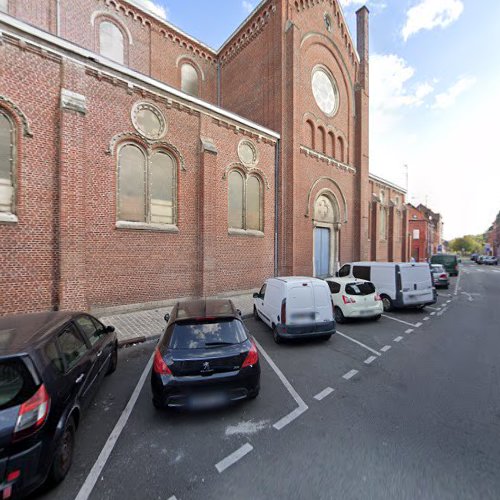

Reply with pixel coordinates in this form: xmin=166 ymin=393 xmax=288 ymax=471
xmin=300 ymin=145 xmax=356 ymax=174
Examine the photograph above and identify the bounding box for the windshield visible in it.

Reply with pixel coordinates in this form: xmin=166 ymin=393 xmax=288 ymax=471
xmin=0 ymin=358 xmax=37 ymax=411
xmin=169 ymin=319 xmax=248 ymax=349
xmin=345 ymin=282 xmax=376 ymax=296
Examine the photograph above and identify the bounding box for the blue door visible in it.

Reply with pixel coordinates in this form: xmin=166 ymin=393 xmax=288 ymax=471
xmin=314 ymin=227 xmax=331 ymax=278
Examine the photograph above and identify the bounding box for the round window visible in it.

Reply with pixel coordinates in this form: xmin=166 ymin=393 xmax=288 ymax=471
xmin=311 ymin=68 xmax=339 ymax=116
xmin=238 ymin=140 xmax=258 ymax=167
xmin=131 ymin=102 xmax=166 ymax=140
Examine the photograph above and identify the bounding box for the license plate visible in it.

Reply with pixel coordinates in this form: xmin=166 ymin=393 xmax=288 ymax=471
xmin=190 ymin=393 xmax=227 ymax=409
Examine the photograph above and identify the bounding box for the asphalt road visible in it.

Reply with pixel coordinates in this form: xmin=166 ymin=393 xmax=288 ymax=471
xmin=34 ymin=261 xmax=500 ymax=500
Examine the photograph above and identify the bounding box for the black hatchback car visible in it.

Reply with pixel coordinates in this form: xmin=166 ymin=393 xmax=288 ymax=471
xmin=0 ymin=312 xmax=117 ymax=499
xmin=151 ymin=299 xmax=260 ymax=410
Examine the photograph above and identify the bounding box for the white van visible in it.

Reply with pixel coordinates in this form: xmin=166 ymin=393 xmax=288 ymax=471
xmin=253 ymin=277 xmax=336 ymax=344
xmin=336 ymin=262 xmax=437 ymax=311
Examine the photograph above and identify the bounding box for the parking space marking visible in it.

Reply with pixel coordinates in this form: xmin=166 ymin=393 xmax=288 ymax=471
xmin=364 ymin=356 xmax=377 ymax=365
xmin=394 ymin=336 xmax=403 ymax=343
xmin=343 ymin=369 xmax=359 ymax=380
xmin=446 ymin=300 xmax=452 ymax=303
xmin=423 ymin=317 xmax=430 ymax=321
xmin=381 ymin=345 xmax=392 ymax=352
xmin=215 ymin=443 xmax=253 ymax=473
xmin=427 ymin=306 xmax=440 ymax=311
xmin=168 ymin=496 xmax=177 ymax=500
xmin=382 ymin=315 xmax=420 ymax=328
xmin=253 ymin=338 xmax=308 ymax=430
xmin=430 ymin=312 xmax=436 ymax=316
xmin=415 ymin=322 xmax=423 ymax=328
xmin=75 ymin=352 xmax=155 ymax=500
xmin=336 ymin=331 xmax=381 ymax=356
xmin=314 ymin=387 xmax=335 ymax=401
xmin=405 ymin=329 xmax=414 ymax=334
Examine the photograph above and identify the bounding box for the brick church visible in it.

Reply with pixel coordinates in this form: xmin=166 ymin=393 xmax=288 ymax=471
xmin=0 ymin=0 xmax=408 ymax=315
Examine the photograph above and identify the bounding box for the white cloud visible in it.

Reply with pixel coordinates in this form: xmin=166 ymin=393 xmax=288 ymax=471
xmin=402 ymin=0 xmax=464 ymax=41
xmin=242 ymin=1 xmax=255 ymax=14
xmin=132 ymin=0 xmax=168 ymax=19
xmin=432 ymin=76 xmax=477 ymax=109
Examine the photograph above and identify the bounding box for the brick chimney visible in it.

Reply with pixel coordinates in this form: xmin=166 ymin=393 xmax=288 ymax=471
xmin=356 ymin=6 xmax=369 ymax=91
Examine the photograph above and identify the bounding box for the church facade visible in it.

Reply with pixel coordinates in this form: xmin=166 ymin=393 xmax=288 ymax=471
xmin=0 ymin=0 xmax=407 ymax=315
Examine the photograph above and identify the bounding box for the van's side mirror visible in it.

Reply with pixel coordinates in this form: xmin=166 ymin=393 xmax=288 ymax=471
xmin=105 ymin=325 xmax=115 ymax=333
xmin=236 ymin=309 xmax=242 ymax=316
xmin=164 ymin=313 xmax=170 ymax=323
xmin=335 ymin=272 xmax=339 ymax=277
xmin=252 ymin=293 xmax=260 ymax=299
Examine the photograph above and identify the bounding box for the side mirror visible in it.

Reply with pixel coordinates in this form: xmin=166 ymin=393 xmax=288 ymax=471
xmin=252 ymin=293 xmax=260 ymax=299
xmin=105 ymin=325 xmax=115 ymax=333
xmin=236 ymin=309 xmax=242 ymax=316
xmin=164 ymin=313 xmax=170 ymax=323
xmin=335 ymin=272 xmax=339 ymax=278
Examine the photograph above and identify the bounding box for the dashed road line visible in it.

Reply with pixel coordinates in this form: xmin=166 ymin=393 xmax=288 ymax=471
xmin=314 ymin=387 xmax=335 ymax=401
xmin=364 ymin=356 xmax=377 ymax=365
xmin=343 ymin=369 xmax=359 ymax=380
xmin=454 ymin=269 xmax=462 ymax=296
xmin=427 ymin=306 xmax=441 ymax=311
xmin=336 ymin=331 xmax=381 ymax=356
xmin=394 ymin=336 xmax=403 ymax=342
xmin=405 ymin=329 xmax=414 ymax=334
xmin=381 ymin=345 xmax=392 ymax=352
xmin=430 ymin=312 xmax=436 ymax=316
xmin=423 ymin=317 xmax=430 ymax=321
xmin=216 ymin=443 xmax=253 ymax=473
xmin=382 ymin=314 xmax=420 ymax=328
xmin=253 ymin=338 xmax=308 ymax=430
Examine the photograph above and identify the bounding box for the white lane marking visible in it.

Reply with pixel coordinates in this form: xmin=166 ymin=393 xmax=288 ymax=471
xmin=446 ymin=300 xmax=452 ymax=304
xmin=314 ymin=387 xmax=335 ymax=401
xmin=381 ymin=345 xmax=392 ymax=352
xmin=454 ymin=270 xmax=462 ymax=296
xmin=430 ymin=312 xmax=436 ymax=316
xmin=252 ymin=338 xmax=308 ymax=430
xmin=394 ymin=336 xmax=403 ymax=343
xmin=215 ymin=443 xmax=253 ymax=473
xmin=75 ymin=353 xmax=155 ymax=500
xmin=364 ymin=356 xmax=377 ymax=365
xmin=168 ymin=497 xmax=177 ymax=500
xmin=335 ymin=331 xmax=381 ymax=356
xmin=461 ymin=292 xmax=473 ymax=302
xmin=423 ymin=317 xmax=430 ymax=321
xmin=343 ymin=369 xmax=359 ymax=380
xmin=405 ymin=329 xmax=414 ymax=334
xmin=381 ymin=314 xmax=419 ymax=328
xmin=427 ymin=306 xmax=440 ymax=311
xmin=415 ymin=322 xmax=423 ymax=328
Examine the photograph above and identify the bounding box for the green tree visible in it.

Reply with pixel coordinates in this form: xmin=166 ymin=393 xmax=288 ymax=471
xmin=449 ymin=235 xmax=483 ymax=254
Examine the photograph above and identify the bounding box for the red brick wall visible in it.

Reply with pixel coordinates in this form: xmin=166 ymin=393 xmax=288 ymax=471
xmin=407 ymin=205 xmax=429 ymax=262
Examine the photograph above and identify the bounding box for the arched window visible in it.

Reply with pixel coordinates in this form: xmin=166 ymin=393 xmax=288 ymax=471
xmin=0 ymin=110 xmax=15 ymax=214
xmin=337 ymin=136 xmax=344 ymax=162
xmin=117 ymin=144 xmax=177 ymax=225
xmin=181 ymin=64 xmax=199 ymax=97
xmin=328 ymin=131 xmax=335 ymax=157
xmin=379 ymin=191 xmax=387 ymax=240
xmin=99 ymin=21 xmax=124 ymax=64
xmin=318 ymin=126 xmax=326 ymax=154
xmin=305 ymin=120 xmax=315 ymax=150
xmin=228 ymin=171 xmax=263 ymax=232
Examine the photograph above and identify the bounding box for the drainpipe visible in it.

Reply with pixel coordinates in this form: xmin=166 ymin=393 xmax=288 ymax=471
xmin=56 ymin=0 xmax=61 ymax=36
xmin=274 ymin=139 xmax=280 ymax=277
xmin=217 ymin=60 xmax=221 ymax=107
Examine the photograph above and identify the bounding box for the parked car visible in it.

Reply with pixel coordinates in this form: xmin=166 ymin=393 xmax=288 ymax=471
xmin=430 ymin=254 xmax=459 ymax=276
xmin=151 ymin=299 xmax=260 ymax=410
xmin=430 ymin=264 xmax=450 ymax=289
xmin=336 ymin=262 xmax=436 ymax=312
xmin=253 ymin=277 xmax=335 ymax=344
xmin=470 ymin=253 xmax=478 ymax=262
xmin=483 ymin=256 xmax=498 ymax=265
xmin=0 ymin=312 xmax=117 ymax=499
xmin=325 ymin=277 xmax=383 ymax=323
xmin=476 ymin=255 xmax=485 ymax=265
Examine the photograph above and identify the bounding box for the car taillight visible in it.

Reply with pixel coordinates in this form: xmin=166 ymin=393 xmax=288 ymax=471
xmin=153 ymin=349 xmax=172 ymax=375
xmin=342 ymin=295 xmax=356 ymax=304
xmin=13 ymin=384 xmax=50 ymax=441
xmin=281 ymin=299 xmax=287 ymax=325
xmin=242 ymin=339 xmax=259 ymax=368
xmin=440 ymin=274 xmax=447 ymax=279
xmin=375 ymin=294 xmax=382 ymax=301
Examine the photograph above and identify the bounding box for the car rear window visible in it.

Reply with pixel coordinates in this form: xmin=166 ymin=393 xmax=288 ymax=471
xmin=169 ymin=319 xmax=248 ymax=350
xmin=431 ymin=255 xmax=456 ymax=265
xmin=0 ymin=358 xmax=38 ymax=411
xmin=345 ymin=282 xmax=376 ymax=296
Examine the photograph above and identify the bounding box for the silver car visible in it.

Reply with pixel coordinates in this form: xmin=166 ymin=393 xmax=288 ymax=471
xmin=430 ymin=264 xmax=450 ymax=289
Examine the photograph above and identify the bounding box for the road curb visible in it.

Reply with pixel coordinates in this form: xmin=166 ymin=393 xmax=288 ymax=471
xmin=117 ymin=313 xmax=253 ymax=349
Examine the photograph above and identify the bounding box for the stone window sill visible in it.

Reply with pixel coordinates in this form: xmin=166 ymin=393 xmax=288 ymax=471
xmin=0 ymin=212 xmax=18 ymax=224
xmin=228 ymin=228 xmax=264 ymax=238
xmin=116 ymin=221 xmax=179 ymax=233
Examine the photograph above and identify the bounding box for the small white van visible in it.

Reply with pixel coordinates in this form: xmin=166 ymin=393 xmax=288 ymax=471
xmin=336 ymin=262 xmax=436 ymax=311
xmin=253 ymin=277 xmax=336 ymax=344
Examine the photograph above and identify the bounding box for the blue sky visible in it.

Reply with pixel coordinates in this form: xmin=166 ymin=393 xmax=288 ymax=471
xmin=134 ymin=0 xmax=499 ymax=240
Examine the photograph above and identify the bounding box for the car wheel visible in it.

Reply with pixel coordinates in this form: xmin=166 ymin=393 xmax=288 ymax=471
xmin=248 ymin=389 xmax=260 ymax=400
xmin=334 ymin=307 xmax=345 ymax=324
xmin=106 ymin=343 xmax=118 ymax=375
xmin=381 ymin=295 xmax=393 ymax=312
xmin=273 ymin=326 xmax=282 ymax=344
xmin=49 ymin=416 xmax=75 ymax=485
xmin=152 ymin=398 xmax=164 ymax=410
xmin=253 ymin=306 xmax=261 ymax=321
xmin=374 ymin=314 xmax=382 ymax=321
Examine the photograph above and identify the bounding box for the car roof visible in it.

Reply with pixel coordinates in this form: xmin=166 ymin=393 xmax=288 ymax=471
xmin=325 ymin=277 xmax=371 ymax=284
xmin=344 ymin=261 xmax=429 ymax=268
xmin=0 ymin=311 xmax=80 ymax=356
xmin=172 ymin=299 xmax=239 ymax=322
xmin=271 ymin=276 xmax=327 ymax=284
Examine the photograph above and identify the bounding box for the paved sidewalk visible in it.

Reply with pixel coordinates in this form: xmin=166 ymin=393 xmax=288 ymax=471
xmin=99 ymin=291 xmax=256 ymax=346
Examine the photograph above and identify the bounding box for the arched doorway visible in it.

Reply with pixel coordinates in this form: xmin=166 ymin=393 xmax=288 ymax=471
xmin=313 ymin=193 xmax=340 ymax=278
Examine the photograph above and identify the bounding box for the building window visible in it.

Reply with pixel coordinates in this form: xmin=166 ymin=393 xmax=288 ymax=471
xmin=311 ymin=66 xmax=339 ymax=117
xmin=305 ymin=120 xmax=315 ymax=150
xmin=0 ymin=110 xmax=15 ymax=215
xmin=117 ymin=144 xmax=176 ymax=226
xmin=0 ymin=0 xmax=8 ymax=13
xmin=379 ymin=191 xmax=387 ymax=240
xmin=181 ymin=64 xmax=199 ymax=97
xmin=99 ymin=21 xmax=124 ymax=64
xmin=228 ymin=171 xmax=263 ymax=232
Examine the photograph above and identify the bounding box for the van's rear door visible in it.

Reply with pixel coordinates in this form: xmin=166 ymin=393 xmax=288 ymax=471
xmin=400 ymin=265 xmax=434 ymax=305
xmin=287 ymin=282 xmax=315 ymax=326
